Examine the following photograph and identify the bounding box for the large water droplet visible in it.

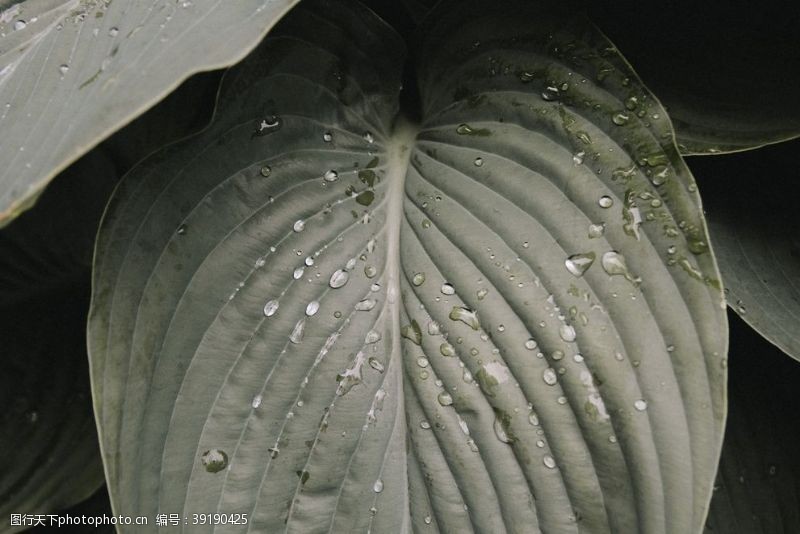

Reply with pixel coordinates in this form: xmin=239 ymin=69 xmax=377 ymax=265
xmin=493 ymin=416 xmax=511 ymax=443
xmin=324 ymin=169 xmax=338 ymax=182
xmin=598 ymin=196 xmax=614 ymax=208
xmin=438 ymin=392 xmax=454 ymax=406
xmin=201 ymin=449 xmax=228 ymax=473
xmin=559 ymin=324 xmax=577 ymax=342
xmin=441 ymin=283 xmax=455 ymax=295
xmin=440 ymin=342 xmax=455 ymax=357
xmin=543 ymin=454 xmax=557 ymax=469
xmin=601 ymin=251 xmax=639 ymax=285
xmin=329 ymin=269 xmax=349 ymax=288
xmin=251 ymin=395 xmax=262 ymax=409
xmin=293 ymin=266 xmax=305 ymax=280
xmin=13 ymin=20 xmax=26 ymax=31
xmin=373 ymin=479 xmax=384 ymax=493
xmin=542 ymin=368 xmax=558 ymax=386
xmin=293 ymin=220 xmax=305 ymax=232
xmin=565 ymin=252 xmax=596 ymax=277
xmin=289 ymin=319 xmax=306 ymax=344
xmin=305 ymin=301 xmax=320 ymax=316
xmin=263 ymin=299 xmax=279 ymax=317
xmin=401 ymin=320 xmax=422 ymax=345
xmin=449 ymin=307 xmax=479 ymax=330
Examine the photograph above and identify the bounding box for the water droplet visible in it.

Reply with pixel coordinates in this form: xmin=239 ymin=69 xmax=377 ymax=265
xmin=401 ymin=320 xmax=422 ymax=345
xmin=13 ymin=20 xmax=26 ymax=31
xmin=528 ymin=412 xmax=539 ymax=426
xmin=293 ymin=220 xmax=305 ymax=232
xmin=251 ymin=395 xmax=262 ymax=409
xmin=524 ymin=338 xmax=538 ymax=350
xmin=293 ymin=266 xmax=305 ymax=280
xmin=201 ymin=449 xmax=228 ymax=473
xmin=373 ymin=479 xmax=384 ymax=493
xmin=598 ymin=196 xmax=614 ymax=208
xmin=363 ymin=131 xmax=374 ymax=143
xmin=427 ymin=321 xmax=441 ymax=335
xmin=324 ymin=169 xmax=338 ymax=182
xmin=304 ymin=256 xmax=315 ymax=267
xmin=417 ymin=357 xmax=429 ymax=368
xmin=541 ymin=85 xmax=559 ymax=101
xmin=612 ymin=112 xmax=630 ymax=125
xmin=588 ymin=223 xmax=605 ymax=238
xmin=438 ymin=392 xmax=454 ymax=406
xmin=421 ymin=219 xmax=431 ymax=229
xmin=438 ymin=343 xmax=455 ymax=357
xmin=323 ymin=132 xmax=333 ymax=142
xmin=365 ymin=330 xmax=382 ymax=344
xmin=424 ymin=515 xmax=432 ymax=525
xmin=609 ymin=435 xmax=618 ymax=443
xmin=355 ymin=298 xmax=377 ymax=311
xmin=601 ymin=251 xmax=638 ymax=285
xmin=449 ymin=307 xmax=479 ymax=330
xmin=412 ymin=272 xmax=426 ymax=286
xmin=58 ymin=64 xmax=69 ymax=75
xmin=542 ymin=368 xmax=558 ymax=386
xmin=565 ymin=252 xmax=596 ymax=277
xmin=473 ymin=157 xmax=484 ymax=167
xmin=493 ymin=416 xmax=511 ymax=443
xmin=634 ymin=399 xmax=648 ymax=411
xmin=420 ymin=420 xmax=431 ymax=429
xmin=177 ymin=224 xmax=187 ymax=235
xmin=476 ymin=288 xmax=489 ymax=300
xmin=441 ymin=283 xmax=455 ymax=295
xmin=368 ymin=357 xmax=384 ymax=372
xmin=543 ymin=455 xmax=557 ymax=469
xmin=559 ymin=324 xmax=576 ymax=342
xmin=289 ymin=319 xmax=306 ymax=344
xmin=108 ymin=27 xmax=119 ymax=37
xmin=254 ymin=115 xmax=282 ymax=136
xmin=329 ymin=269 xmax=349 ymax=288
xmin=263 ymin=300 xmax=279 ymax=317
xmin=364 ymin=265 xmax=377 ymax=278
xmin=305 ymin=301 xmax=320 ymax=316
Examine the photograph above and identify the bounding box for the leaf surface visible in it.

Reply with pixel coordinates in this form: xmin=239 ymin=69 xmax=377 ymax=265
xmin=88 ymin=1 xmax=728 ymax=532
xmin=0 ymin=0 xmax=298 ymax=226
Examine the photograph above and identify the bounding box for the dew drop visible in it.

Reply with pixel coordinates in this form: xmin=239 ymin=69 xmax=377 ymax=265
xmin=493 ymin=416 xmax=511 ymax=443
xmin=572 ymin=151 xmax=585 ymax=165
xmin=289 ymin=319 xmax=306 ymax=344
xmin=329 ymin=269 xmax=349 ymax=288
xmin=364 ymin=265 xmax=377 ymax=278
xmin=412 ymin=272 xmax=426 ymax=286
xmin=524 ymin=339 xmax=538 ymax=350
xmin=201 ymin=449 xmax=228 ymax=473
xmin=177 ymin=224 xmax=187 ymax=235
xmin=254 ymin=115 xmax=282 ymax=136
xmin=565 ymin=252 xmax=596 ymax=277
xmin=323 ymin=170 xmax=339 ymax=183
xmin=634 ymin=399 xmax=648 ymax=411
xmin=612 ymin=112 xmax=630 ymax=125
xmin=263 ymin=299 xmax=279 ymax=317
xmin=420 ymin=421 xmax=431 ymax=429
xmin=476 ymin=288 xmax=489 ymax=300
xmin=588 ymin=223 xmax=605 ymax=238
xmin=541 ymin=85 xmax=559 ymax=101
xmin=322 ymin=132 xmax=333 ymax=142
xmin=427 ymin=321 xmax=441 ymax=335
xmin=417 ymin=357 xmax=429 ymax=368
xmin=365 ymin=330 xmax=382 ymax=344
xmin=449 ymin=307 xmax=479 ymax=330
xmin=440 ymin=343 xmax=456 ymax=357
xmin=293 ymin=266 xmax=305 ymax=280
xmin=108 ymin=27 xmax=119 ymax=37
xmin=293 ymin=220 xmax=305 ymax=232
xmin=598 ymin=195 xmax=614 ymax=208
xmin=58 ymin=64 xmax=69 ymax=75
xmin=363 ymin=131 xmax=374 ymax=143
xmin=473 ymin=157 xmax=484 ymax=167
xmin=13 ymin=20 xmax=26 ymax=31
xmin=542 ymin=368 xmax=558 ymax=386
xmin=438 ymin=392 xmax=454 ymax=406
xmin=543 ymin=454 xmax=557 ymax=469
xmin=305 ymin=301 xmax=320 ymax=317
xmin=559 ymin=324 xmax=577 ymax=342
xmin=259 ymin=165 xmax=271 ymax=177
xmin=373 ymin=479 xmax=384 ymax=493
xmin=441 ymin=283 xmax=455 ymax=295
xmin=401 ymin=320 xmax=422 ymax=345
xmin=251 ymin=395 xmax=262 ymax=409
xmin=369 ymin=357 xmax=385 ymax=373
xmin=355 ymin=298 xmax=377 ymax=311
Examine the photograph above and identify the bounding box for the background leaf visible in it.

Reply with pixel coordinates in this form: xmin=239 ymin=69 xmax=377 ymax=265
xmin=588 ymin=0 xmax=800 ymax=155
xmin=89 ymin=1 xmax=727 ymax=532
xmin=704 ymin=312 xmax=800 ymax=534
xmin=0 ymin=0 xmax=299 ymax=226
xmin=689 ymin=138 xmax=800 ymax=362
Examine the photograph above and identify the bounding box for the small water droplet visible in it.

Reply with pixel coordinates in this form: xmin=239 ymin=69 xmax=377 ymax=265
xmin=251 ymin=395 xmax=262 ymax=409
xmin=254 ymin=115 xmax=282 ymax=136
xmin=366 ymin=330 xmax=382 ymax=344
xmin=355 ymin=298 xmax=377 ymax=311
xmin=524 ymin=339 xmax=538 ymax=350
xmin=293 ymin=220 xmax=305 ymax=232
xmin=612 ymin=112 xmax=630 ymax=125
xmin=363 ymin=131 xmax=374 ymax=143
xmin=201 ymin=449 xmax=228 ymax=473
xmin=304 ymin=256 xmax=314 ymax=267
xmin=449 ymin=307 xmax=479 ymax=330
xmin=598 ymin=196 xmax=614 ymax=208
xmin=541 ymin=85 xmax=559 ymax=101
xmin=476 ymin=288 xmax=489 ymax=300
xmin=13 ymin=20 xmax=26 ymax=31
xmin=289 ymin=319 xmax=306 ymax=344
xmin=412 ymin=272 xmax=426 ymax=286
xmin=329 ymin=269 xmax=349 ymax=288
xmin=305 ymin=301 xmax=320 ymax=316
xmin=323 ymin=132 xmax=333 ymax=142
xmin=440 ymin=343 xmax=456 ymax=357
xmin=58 ymin=64 xmax=69 ymax=75
xmin=588 ymin=223 xmax=605 ymax=238
xmin=473 ymin=157 xmax=484 ymax=167
xmin=420 ymin=420 xmax=431 ymax=429
xmin=528 ymin=412 xmax=539 ymax=426
xmin=364 ymin=265 xmax=377 ymax=278
xmin=438 ymin=392 xmax=453 ymax=406
xmin=441 ymin=283 xmax=455 ymax=295
xmin=417 ymin=357 xmax=429 ymax=368
xmin=559 ymin=324 xmax=576 ymax=342
xmin=565 ymin=252 xmax=596 ymax=277
xmin=493 ymin=416 xmax=511 ymax=443
xmin=634 ymin=399 xmax=648 ymax=411
xmin=543 ymin=454 xmax=556 ymax=469
xmin=293 ymin=266 xmax=305 ymax=280
xmin=601 ymin=251 xmax=638 ymax=285
xmin=324 ymin=169 xmax=338 ymax=182
xmin=373 ymin=479 xmax=384 ymax=493
xmin=263 ymin=300 xmax=279 ymax=317
xmin=108 ymin=27 xmax=119 ymax=37
xmin=401 ymin=320 xmax=422 ymax=345
xmin=369 ymin=357 xmax=384 ymax=373
xmin=572 ymin=151 xmax=585 ymax=165
xmin=427 ymin=321 xmax=441 ymax=335
xmin=177 ymin=224 xmax=187 ymax=235
xmin=542 ymin=368 xmax=558 ymax=386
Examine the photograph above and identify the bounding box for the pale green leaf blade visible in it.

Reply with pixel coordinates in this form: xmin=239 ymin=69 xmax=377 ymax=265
xmin=689 ymin=140 xmax=800 ymax=361
xmin=0 ymin=0 xmax=298 ymax=226
xmin=88 ymin=1 xmax=728 ymax=532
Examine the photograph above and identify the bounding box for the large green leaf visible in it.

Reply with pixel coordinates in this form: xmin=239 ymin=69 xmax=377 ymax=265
xmin=0 ymin=148 xmax=116 ymax=532
xmin=0 ymin=0 xmax=298 ymax=226
xmin=589 ymin=0 xmax=800 ymax=155
xmin=88 ymin=1 xmax=728 ymax=532
xmin=689 ymin=139 xmax=800 ymax=362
